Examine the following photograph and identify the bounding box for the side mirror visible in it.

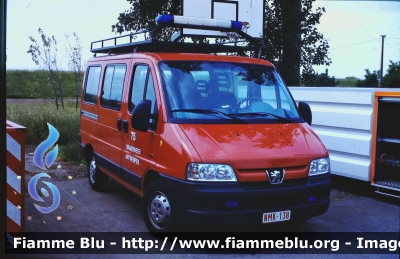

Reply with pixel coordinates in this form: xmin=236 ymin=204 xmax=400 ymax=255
xmin=131 ymin=100 xmax=152 ymax=132
xmin=298 ymin=102 xmax=312 ymax=125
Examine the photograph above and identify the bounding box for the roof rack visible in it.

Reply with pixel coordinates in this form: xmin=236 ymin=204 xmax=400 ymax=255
xmin=90 ymin=15 xmax=266 ymax=57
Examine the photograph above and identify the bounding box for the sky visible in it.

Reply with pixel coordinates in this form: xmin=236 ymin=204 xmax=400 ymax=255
xmin=312 ymin=0 xmax=400 ymax=78
xmin=6 ymin=0 xmax=400 ymax=79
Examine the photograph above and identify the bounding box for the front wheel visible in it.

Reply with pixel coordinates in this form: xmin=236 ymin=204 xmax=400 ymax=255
xmin=87 ymin=154 xmax=109 ymax=191
xmin=143 ymin=181 xmax=175 ymax=233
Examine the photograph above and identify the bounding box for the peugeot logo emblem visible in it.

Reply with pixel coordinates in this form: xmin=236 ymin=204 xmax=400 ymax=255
xmin=266 ymin=169 xmax=285 ymax=184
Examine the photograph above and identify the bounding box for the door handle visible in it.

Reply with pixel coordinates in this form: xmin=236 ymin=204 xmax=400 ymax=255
xmin=117 ymin=118 xmax=122 ymax=131
xmin=123 ymin=120 xmax=129 ymax=133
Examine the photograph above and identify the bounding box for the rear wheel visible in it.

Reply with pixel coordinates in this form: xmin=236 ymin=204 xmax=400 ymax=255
xmin=87 ymin=154 xmax=109 ymax=191
xmin=143 ymin=181 xmax=175 ymax=233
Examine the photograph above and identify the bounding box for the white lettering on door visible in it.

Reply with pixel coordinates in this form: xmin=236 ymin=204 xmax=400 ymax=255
xmin=125 ymin=154 xmax=139 ymax=165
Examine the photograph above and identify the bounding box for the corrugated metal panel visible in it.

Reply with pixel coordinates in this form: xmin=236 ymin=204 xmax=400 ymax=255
xmin=289 ymin=87 xmax=377 ymax=181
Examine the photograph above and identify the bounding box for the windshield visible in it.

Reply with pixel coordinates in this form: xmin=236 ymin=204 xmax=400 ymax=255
xmin=159 ymin=61 xmax=302 ymax=124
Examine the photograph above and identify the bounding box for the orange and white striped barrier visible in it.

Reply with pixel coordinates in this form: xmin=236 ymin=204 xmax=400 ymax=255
xmin=6 ymin=120 xmax=27 ymax=246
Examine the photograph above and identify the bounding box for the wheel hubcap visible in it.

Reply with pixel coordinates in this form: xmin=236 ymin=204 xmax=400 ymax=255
xmin=89 ymin=157 xmax=96 ymax=183
xmin=149 ymin=193 xmax=171 ymax=229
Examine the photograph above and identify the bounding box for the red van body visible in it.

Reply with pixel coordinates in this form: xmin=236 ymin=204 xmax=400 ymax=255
xmin=79 ymin=49 xmax=330 ymax=232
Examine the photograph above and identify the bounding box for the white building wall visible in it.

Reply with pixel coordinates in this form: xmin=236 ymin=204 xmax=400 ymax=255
xmin=289 ymin=87 xmax=400 ymax=181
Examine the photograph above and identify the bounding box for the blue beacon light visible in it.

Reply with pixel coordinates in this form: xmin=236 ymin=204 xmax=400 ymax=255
xmin=156 ymin=14 xmax=244 ymax=31
xmin=155 ymin=14 xmax=174 ymax=24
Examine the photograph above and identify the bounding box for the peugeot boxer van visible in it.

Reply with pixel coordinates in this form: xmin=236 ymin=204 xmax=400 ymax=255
xmin=79 ymin=15 xmax=331 ymax=233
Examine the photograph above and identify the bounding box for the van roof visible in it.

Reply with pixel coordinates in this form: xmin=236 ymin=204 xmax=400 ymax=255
xmin=87 ymin=51 xmax=274 ymax=67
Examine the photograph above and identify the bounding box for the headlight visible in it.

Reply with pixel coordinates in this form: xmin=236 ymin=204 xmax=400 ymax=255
xmin=309 ymin=157 xmax=330 ymax=176
xmin=187 ymin=163 xmax=237 ymax=181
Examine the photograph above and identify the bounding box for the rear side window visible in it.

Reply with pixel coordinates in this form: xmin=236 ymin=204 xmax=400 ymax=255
xmin=100 ymin=64 xmax=127 ymax=110
xmin=83 ymin=66 xmax=101 ymax=104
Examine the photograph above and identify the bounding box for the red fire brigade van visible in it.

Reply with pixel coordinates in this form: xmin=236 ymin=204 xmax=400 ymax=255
xmin=79 ymin=15 xmax=331 ymax=232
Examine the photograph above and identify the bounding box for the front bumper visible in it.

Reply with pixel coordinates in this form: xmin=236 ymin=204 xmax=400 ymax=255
xmin=158 ymin=173 xmax=331 ymax=226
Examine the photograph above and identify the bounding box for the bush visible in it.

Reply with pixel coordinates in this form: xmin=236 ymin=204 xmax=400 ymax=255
xmin=381 ymin=60 xmax=400 ymax=88
xmin=59 ymin=140 xmax=82 ymax=163
xmin=355 ymin=69 xmax=379 ymax=87
xmin=301 ymin=69 xmax=337 ymax=87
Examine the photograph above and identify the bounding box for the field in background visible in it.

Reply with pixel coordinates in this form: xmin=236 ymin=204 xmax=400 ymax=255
xmin=335 ymin=77 xmax=359 ymax=87
xmin=6 ymin=70 xmax=83 ymax=99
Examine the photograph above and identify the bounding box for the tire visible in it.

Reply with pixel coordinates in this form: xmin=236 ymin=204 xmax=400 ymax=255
xmin=87 ymin=153 xmax=109 ymax=191
xmin=143 ymin=181 xmax=175 ymax=233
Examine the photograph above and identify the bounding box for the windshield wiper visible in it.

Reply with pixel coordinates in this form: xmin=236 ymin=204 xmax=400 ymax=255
xmin=170 ymin=109 xmax=248 ymax=124
xmin=232 ymin=112 xmax=295 ymax=123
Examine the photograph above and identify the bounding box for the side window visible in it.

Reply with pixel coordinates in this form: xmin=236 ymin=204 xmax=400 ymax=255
xmin=129 ymin=65 xmax=148 ymax=111
xmin=100 ymin=64 xmax=126 ymax=110
xmin=130 ymin=64 xmax=158 ymax=129
xmin=83 ymin=66 xmax=101 ymax=104
xmin=101 ymin=66 xmax=114 ymax=107
xmin=145 ymin=74 xmax=157 ymax=114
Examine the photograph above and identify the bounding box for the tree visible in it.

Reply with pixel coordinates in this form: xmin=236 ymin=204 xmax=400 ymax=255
xmin=112 ymin=0 xmax=180 ymax=41
xmin=381 ymin=60 xmax=400 ymax=88
xmin=111 ymin=0 xmax=330 ymax=86
xmin=65 ymin=32 xmax=84 ymax=110
xmin=27 ymin=28 xmax=65 ymax=110
xmin=263 ymin=0 xmax=331 ymax=86
xmin=302 ymin=69 xmax=337 ymax=87
xmin=355 ymin=69 xmax=380 ymax=87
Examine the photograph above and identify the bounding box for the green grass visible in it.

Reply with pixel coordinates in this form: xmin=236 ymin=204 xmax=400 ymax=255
xmin=6 ymin=69 xmax=83 ymax=99
xmin=6 ymin=101 xmax=83 ymax=164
